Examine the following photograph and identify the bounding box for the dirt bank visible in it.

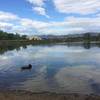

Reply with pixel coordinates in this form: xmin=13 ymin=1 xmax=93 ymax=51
xmin=0 ymin=90 xmax=100 ymax=100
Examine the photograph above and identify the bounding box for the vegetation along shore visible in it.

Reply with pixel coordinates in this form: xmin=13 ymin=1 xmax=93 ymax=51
xmin=0 ymin=90 xmax=100 ymax=100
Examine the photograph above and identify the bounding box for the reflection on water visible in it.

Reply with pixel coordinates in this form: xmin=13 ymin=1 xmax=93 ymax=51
xmin=0 ymin=43 xmax=100 ymax=94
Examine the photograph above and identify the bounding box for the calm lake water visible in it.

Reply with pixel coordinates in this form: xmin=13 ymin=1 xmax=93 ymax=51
xmin=0 ymin=43 xmax=100 ymax=94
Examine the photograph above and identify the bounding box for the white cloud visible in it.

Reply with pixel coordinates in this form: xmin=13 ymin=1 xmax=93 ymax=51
xmin=39 ymin=27 xmax=85 ymax=35
xmin=53 ymin=0 xmax=100 ymax=15
xmin=0 ymin=11 xmax=19 ymax=21
xmin=1 ymin=11 xmax=100 ymax=35
xmin=0 ymin=22 xmax=13 ymax=31
xmin=96 ymin=13 xmax=100 ymax=17
xmin=33 ymin=7 xmax=49 ymax=18
xmin=65 ymin=16 xmax=100 ymax=29
xmin=35 ymin=16 xmax=100 ymax=34
xmin=27 ymin=0 xmax=49 ymax=17
xmin=27 ymin=0 xmax=45 ymax=7
xmin=20 ymin=18 xmax=49 ymax=29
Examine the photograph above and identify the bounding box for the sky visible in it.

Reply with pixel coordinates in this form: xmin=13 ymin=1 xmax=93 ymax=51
xmin=0 ymin=0 xmax=100 ymax=35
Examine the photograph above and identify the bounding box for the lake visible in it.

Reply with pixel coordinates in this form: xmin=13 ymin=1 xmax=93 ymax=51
xmin=0 ymin=43 xmax=100 ymax=94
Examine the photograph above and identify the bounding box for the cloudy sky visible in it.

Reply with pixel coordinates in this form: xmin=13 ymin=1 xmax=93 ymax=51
xmin=0 ymin=0 xmax=100 ymax=35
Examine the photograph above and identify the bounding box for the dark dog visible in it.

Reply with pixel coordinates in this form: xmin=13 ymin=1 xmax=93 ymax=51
xmin=21 ymin=64 xmax=32 ymax=70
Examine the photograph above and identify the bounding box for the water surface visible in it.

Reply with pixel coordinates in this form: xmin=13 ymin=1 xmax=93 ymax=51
xmin=0 ymin=43 xmax=100 ymax=94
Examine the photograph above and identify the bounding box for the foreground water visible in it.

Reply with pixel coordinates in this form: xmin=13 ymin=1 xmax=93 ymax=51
xmin=0 ymin=43 xmax=100 ymax=94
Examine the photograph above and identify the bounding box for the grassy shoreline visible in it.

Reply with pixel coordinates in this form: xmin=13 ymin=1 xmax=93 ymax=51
xmin=0 ymin=40 xmax=100 ymax=46
xmin=0 ymin=90 xmax=100 ymax=100
xmin=0 ymin=40 xmax=60 ymax=46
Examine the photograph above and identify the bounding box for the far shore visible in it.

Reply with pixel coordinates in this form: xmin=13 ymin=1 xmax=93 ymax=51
xmin=0 ymin=90 xmax=100 ymax=100
xmin=0 ymin=39 xmax=100 ymax=45
xmin=0 ymin=40 xmax=58 ymax=46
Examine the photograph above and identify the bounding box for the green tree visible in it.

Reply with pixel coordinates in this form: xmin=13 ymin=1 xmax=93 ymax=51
xmin=21 ymin=35 xmax=27 ymax=40
xmin=84 ymin=33 xmax=91 ymax=43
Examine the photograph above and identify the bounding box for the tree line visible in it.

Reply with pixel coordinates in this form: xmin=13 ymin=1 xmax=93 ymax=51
xmin=61 ymin=33 xmax=100 ymax=43
xmin=0 ymin=30 xmax=27 ymax=40
xmin=0 ymin=30 xmax=100 ymax=43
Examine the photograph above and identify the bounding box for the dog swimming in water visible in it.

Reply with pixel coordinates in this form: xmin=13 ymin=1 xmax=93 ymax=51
xmin=21 ymin=64 xmax=32 ymax=70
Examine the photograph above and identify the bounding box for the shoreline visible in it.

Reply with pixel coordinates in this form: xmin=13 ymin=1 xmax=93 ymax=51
xmin=0 ymin=90 xmax=100 ymax=100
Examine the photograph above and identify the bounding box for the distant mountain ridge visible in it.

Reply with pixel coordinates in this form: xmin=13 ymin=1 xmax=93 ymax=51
xmin=39 ymin=32 xmax=100 ymax=39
